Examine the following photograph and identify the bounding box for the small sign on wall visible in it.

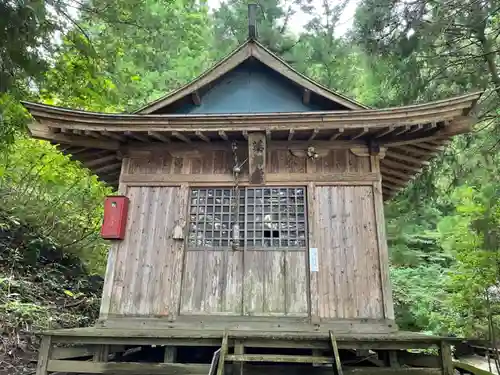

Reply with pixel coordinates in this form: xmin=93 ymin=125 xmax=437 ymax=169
xmin=309 ymin=247 xmax=319 ymax=272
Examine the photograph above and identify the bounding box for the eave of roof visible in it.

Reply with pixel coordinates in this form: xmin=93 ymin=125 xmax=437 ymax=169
xmin=21 ymin=90 xmax=483 ymax=200
xmin=133 ymin=39 xmax=369 ymax=114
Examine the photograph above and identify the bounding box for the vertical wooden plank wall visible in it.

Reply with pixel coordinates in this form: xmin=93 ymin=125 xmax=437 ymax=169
xmin=101 ymin=147 xmax=390 ymax=321
xmin=103 ymin=183 xmax=188 ymax=318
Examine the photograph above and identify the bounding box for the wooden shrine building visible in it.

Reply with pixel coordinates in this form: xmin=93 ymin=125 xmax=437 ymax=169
xmin=24 ymin=8 xmax=482 ymax=375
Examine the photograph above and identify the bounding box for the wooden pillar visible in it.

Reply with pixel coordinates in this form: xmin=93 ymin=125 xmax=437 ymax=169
xmin=370 ymin=151 xmax=395 ymax=321
xmin=248 ymin=132 xmax=266 ymax=185
xmin=35 ymin=335 xmax=52 ymax=375
xmin=440 ymin=341 xmax=454 ymax=375
xmin=93 ymin=344 xmax=109 ymax=362
xmin=164 ymin=347 xmax=177 ymax=363
xmin=232 ymin=340 xmax=244 ymax=375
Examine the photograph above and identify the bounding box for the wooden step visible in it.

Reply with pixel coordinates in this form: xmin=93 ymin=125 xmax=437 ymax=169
xmin=225 ymin=354 xmax=334 ymax=364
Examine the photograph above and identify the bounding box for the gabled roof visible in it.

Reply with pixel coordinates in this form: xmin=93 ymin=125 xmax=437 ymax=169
xmin=134 ymin=39 xmax=369 ymax=114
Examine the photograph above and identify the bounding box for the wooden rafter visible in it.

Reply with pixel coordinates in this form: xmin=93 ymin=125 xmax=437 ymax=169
xmin=148 ymin=131 xmax=171 ymax=143
xmin=330 ymin=128 xmax=344 ymax=141
xmin=385 ymin=150 xmax=430 ymax=166
xmin=381 ymin=158 xmax=423 ymax=173
xmin=218 ymin=131 xmax=228 ymax=141
xmin=375 ymin=126 xmax=395 ymax=138
xmin=351 ymin=127 xmax=368 ymax=140
xmin=125 ymin=131 xmax=149 ymax=142
xmin=393 ymin=145 xmax=435 ymax=158
xmin=195 ymin=131 xmax=210 ymax=142
xmin=102 ymin=131 xmax=126 ymax=142
xmin=94 ymin=163 xmax=121 ymax=174
xmin=308 ymin=128 xmax=319 ymax=141
xmin=85 ymin=154 xmax=117 ymax=168
xmin=172 ymin=131 xmax=191 ymax=143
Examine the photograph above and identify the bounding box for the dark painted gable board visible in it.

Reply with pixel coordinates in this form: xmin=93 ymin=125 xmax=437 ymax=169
xmin=155 ymin=60 xmax=347 ymax=114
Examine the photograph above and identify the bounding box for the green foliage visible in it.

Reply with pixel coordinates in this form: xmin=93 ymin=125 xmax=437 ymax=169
xmin=0 ymin=137 xmax=112 ymax=274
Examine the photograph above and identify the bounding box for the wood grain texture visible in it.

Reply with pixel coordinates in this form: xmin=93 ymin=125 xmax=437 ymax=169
xmin=313 ymin=186 xmax=383 ymax=320
xmin=107 ymin=186 xmax=186 ymax=318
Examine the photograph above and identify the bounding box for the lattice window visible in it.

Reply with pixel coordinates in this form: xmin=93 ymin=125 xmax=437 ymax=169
xmin=188 ymin=187 xmax=307 ymax=249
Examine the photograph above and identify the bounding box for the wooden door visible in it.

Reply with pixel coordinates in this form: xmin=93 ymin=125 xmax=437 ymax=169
xmin=241 ymin=187 xmax=309 ymax=316
xmin=179 ymin=186 xmax=309 ymax=317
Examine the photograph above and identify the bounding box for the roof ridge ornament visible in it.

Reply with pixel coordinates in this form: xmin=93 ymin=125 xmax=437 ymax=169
xmin=248 ymin=3 xmax=258 ymax=40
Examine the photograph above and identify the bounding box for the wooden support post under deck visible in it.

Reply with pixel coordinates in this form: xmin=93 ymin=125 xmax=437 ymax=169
xmin=233 ymin=340 xmax=244 ymax=375
xmin=36 ymin=335 xmax=52 ymax=375
xmin=164 ymin=346 xmax=177 ymax=363
xmin=93 ymin=344 xmax=109 ymax=362
xmin=216 ymin=331 xmax=228 ymax=375
xmin=439 ymin=341 xmax=454 ymax=375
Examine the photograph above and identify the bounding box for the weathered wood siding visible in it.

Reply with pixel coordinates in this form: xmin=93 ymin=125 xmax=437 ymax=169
xmin=122 ymin=148 xmax=370 ymax=182
xmin=103 ymin=185 xmax=188 ymax=317
xmin=101 ymin=146 xmax=390 ymax=323
xmin=312 ymin=185 xmax=384 ymax=319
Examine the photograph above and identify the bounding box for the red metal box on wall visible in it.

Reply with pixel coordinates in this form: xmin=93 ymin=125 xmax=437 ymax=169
xmin=101 ymin=196 xmax=129 ymax=240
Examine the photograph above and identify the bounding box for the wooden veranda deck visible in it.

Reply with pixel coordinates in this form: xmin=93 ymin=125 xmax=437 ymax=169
xmin=35 ymin=326 xmax=461 ymax=375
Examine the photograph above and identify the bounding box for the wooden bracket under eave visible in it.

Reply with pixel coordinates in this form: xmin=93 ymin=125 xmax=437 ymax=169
xmin=248 ymin=132 xmax=266 ymax=185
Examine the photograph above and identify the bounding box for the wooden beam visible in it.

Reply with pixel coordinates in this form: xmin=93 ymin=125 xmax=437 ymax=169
xmin=94 ymin=163 xmax=122 ymax=174
xmin=330 ymin=128 xmax=344 ymax=140
xmin=29 ymin=126 xmax=119 ymax=150
xmin=381 ymin=159 xmax=423 ymax=173
xmin=84 ymin=130 xmax=104 ymax=139
xmin=393 ymin=125 xmax=411 ymax=136
xmin=192 ymin=91 xmax=201 ymax=106
xmin=218 ymin=130 xmax=228 ymax=141
xmin=413 ymin=143 xmax=444 ymax=152
xmin=121 ymin=172 xmax=378 ymax=185
xmin=65 ymin=147 xmax=87 ymax=155
xmin=303 ymin=89 xmax=311 ymax=105
xmin=47 ymin=360 xmax=210 ymax=374
xmin=101 ymin=131 xmax=126 ymax=142
xmin=407 ymin=124 xmax=423 ymax=134
xmin=308 ymin=128 xmax=319 ymax=141
xmin=172 ymin=131 xmax=191 ymax=143
xmin=392 ymin=145 xmax=434 ymax=158
xmin=226 ymin=354 xmax=334 ymax=363
xmin=85 ymin=154 xmax=118 ymax=168
xmin=385 ymin=150 xmax=429 ymax=166
xmin=248 ymin=132 xmax=266 ymax=185
xmin=288 ymin=129 xmax=294 ymax=141
xmin=383 ymin=174 xmax=408 ymax=186
xmin=380 ymin=167 xmax=411 ymax=180
xmin=148 ymin=131 xmax=171 ymax=143
xmin=382 ymin=182 xmax=400 ymax=191
xmin=124 ymin=131 xmax=149 ymax=142
xmin=195 ymin=131 xmax=210 ymax=142
xmin=375 ymin=126 xmax=395 ymax=138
